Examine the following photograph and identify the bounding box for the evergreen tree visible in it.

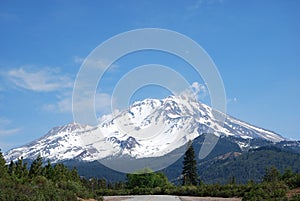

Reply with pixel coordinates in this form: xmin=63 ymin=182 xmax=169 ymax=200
xmin=0 ymin=150 xmax=99 ymax=200
xmin=0 ymin=149 xmax=8 ymax=178
xmin=228 ymin=176 xmax=236 ymax=185
xmin=15 ymin=157 xmax=28 ymax=181
xmin=43 ymin=160 xmax=54 ymax=179
xmin=29 ymin=155 xmax=43 ymax=178
xmin=8 ymin=160 xmax=15 ymax=176
xmin=97 ymin=178 xmax=107 ymax=189
xmin=262 ymin=166 xmax=280 ymax=183
xmin=182 ymin=141 xmax=198 ymax=186
xmin=70 ymin=167 xmax=80 ymax=181
xmin=52 ymin=163 xmax=69 ymax=181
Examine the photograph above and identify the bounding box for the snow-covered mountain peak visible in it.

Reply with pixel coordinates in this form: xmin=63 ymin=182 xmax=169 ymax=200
xmin=46 ymin=122 xmax=90 ymax=135
xmin=4 ymin=95 xmax=286 ymax=164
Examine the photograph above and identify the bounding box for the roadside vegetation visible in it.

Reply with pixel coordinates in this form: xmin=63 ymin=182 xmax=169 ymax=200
xmin=1 ymin=144 xmax=300 ymax=200
xmin=0 ymin=150 xmax=102 ymax=201
xmin=95 ymin=144 xmax=300 ymax=201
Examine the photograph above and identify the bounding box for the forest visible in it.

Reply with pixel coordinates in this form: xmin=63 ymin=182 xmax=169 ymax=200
xmin=1 ymin=144 xmax=300 ymax=201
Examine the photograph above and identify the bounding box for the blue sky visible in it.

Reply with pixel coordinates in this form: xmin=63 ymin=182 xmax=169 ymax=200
xmin=0 ymin=0 xmax=300 ymax=151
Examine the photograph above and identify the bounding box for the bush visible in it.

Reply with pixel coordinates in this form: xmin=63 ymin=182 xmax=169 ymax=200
xmin=243 ymin=182 xmax=288 ymax=201
xmin=290 ymin=194 xmax=300 ymax=201
xmin=0 ymin=154 xmax=100 ymax=201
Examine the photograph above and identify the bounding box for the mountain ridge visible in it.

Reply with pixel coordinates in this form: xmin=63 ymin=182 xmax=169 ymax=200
xmin=4 ymin=95 xmax=287 ymax=165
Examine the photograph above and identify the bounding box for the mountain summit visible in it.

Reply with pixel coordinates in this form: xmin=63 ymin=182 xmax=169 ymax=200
xmin=4 ymin=95 xmax=285 ymax=165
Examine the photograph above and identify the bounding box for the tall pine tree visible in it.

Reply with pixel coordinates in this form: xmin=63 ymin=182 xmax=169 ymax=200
xmin=15 ymin=157 xmax=28 ymax=181
xmin=0 ymin=149 xmax=8 ymax=178
xmin=29 ymin=155 xmax=43 ymax=178
xmin=182 ymin=141 xmax=198 ymax=186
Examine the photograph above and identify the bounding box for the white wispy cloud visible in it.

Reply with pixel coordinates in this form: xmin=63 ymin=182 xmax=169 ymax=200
xmin=191 ymin=81 xmax=207 ymax=95
xmin=2 ymin=64 xmax=113 ymax=115
xmin=74 ymin=56 xmax=118 ymax=71
xmin=189 ymin=81 xmax=208 ymax=100
xmin=2 ymin=66 xmax=77 ymax=115
xmin=43 ymin=92 xmax=112 ymax=114
xmin=95 ymin=92 xmax=112 ymax=113
xmin=0 ymin=141 xmax=16 ymax=152
xmin=5 ymin=67 xmax=73 ymax=92
xmin=0 ymin=117 xmax=21 ymax=136
xmin=0 ymin=128 xmax=20 ymax=136
xmin=177 ymin=81 xmax=208 ymax=102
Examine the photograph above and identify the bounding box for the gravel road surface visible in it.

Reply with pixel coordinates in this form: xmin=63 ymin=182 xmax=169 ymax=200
xmin=104 ymin=195 xmax=242 ymax=201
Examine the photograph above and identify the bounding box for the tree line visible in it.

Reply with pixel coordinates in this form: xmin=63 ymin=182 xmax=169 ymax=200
xmin=1 ymin=143 xmax=300 ymax=200
xmin=0 ymin=150 xmax=102 ymax=200
xmin=97 ymin=143 xmax=300 ymax=200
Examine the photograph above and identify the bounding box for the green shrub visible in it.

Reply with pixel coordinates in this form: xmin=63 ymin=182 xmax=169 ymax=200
xmin=290 ymin=194 xmax=300 ymax=201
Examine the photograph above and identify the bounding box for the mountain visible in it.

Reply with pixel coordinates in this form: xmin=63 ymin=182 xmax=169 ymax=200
xmin=30 ymin=134 xmax=300 ymax=184
xmin=4 ymin=94 xmax=295 ymax=176
xmin=161 ymin=135 xmax=300 ymax=184
xmin=198 ymin=145 xmax=300 ymax=184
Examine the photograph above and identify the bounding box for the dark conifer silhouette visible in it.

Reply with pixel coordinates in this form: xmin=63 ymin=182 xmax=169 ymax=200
xmin=182 ymin=141 xmax=198 ymax=186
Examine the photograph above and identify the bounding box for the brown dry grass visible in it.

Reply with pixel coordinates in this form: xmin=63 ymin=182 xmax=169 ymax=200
xmin=287 ymin=188 xmax=300 ymax=199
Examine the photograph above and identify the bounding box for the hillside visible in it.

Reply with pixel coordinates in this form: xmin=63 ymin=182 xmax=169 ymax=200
xmin=199 ymin=146 xmax=300 ymax=184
